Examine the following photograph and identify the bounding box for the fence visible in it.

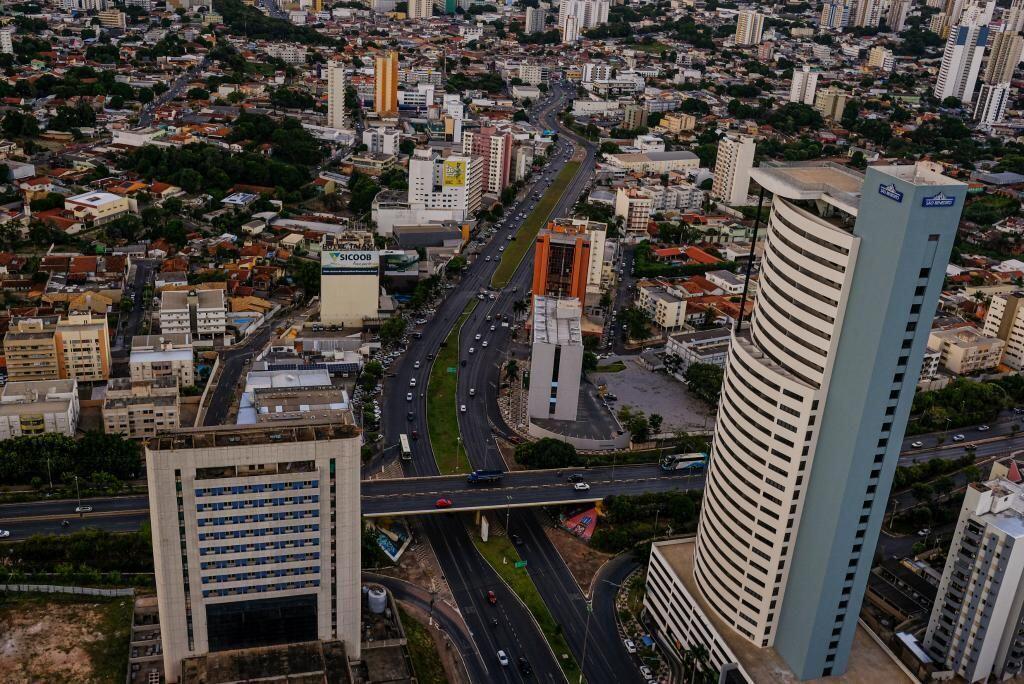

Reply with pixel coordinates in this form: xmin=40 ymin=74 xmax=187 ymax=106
xmin=1 ymin=583 xmax=135 ymax=597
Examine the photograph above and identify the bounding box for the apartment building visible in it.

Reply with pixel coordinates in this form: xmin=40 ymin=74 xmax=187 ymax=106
xmin=532 ymin=221 xmax=592 ymax=303
xmin=56 ymin=313 xmax=111 ymax=382
xmin=540 ymin=217 xmax=607 ymax=296
xmin=362 ymin=127 xmax=400 ymax=156
xmin=146 ymin=421 xmax=362 ymax=681
xmin=677 ymin=161 xmax=965 ymax=679
xmin=64 ymin=191 xmax=131 ymax=226
xmin=462 ymin=126 xmax=513 ymax=195
xmin=374 ymin=51 xmax=399 ymax=117
xmin=636 ymin=283 xmax=687 ymax=335
xmin=982 ymin=290 xmax=1024 ymax=369
xmin=928 ymin=326 xmax=1003 ymax=375
xmin=0 ymin=379 xmax=80 ymax=440
xmin=614 ymin=187 xmax=655 ymax=242
xmin=407 ymin=149 xmax=482 ymax=216
xmin=4 ymin=318 xmax=60 ymax=382
xmin=711 ymin=136 xmax=755 ymax=206
xmin=924 ymin=478 xmax=1024 ymax=682
xmin=790 ymin=65 xmax=819 ymax=104
xmin=130 ymin=334 xmax=196 ymax=388
xmin=527 ymin=297 xmax=584 ymax=421
xmin=814 ymin=86 xmax=852 ymax=120
xmin=665 ymin=328 xmax=731 ymax=373
xmin=103 ymin=377 xmax=180 ymax=439
xmin=525 ymin=6 xmax=546 ymax=33
xmin=934 ymin=11 xmax=989 ymax=103
xmin=325 ymin=61 xmax=347 ymax=130
xmin=657 ymin=113 xmax=697 ymax=133
xmin=160 ymin=289 xmax=228 ymax=341
xmin=734 ymin=10 xmax=765 ymax=45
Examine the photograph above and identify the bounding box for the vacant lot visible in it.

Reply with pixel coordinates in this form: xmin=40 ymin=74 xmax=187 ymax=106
xmin=0 ymin=593 xmax=132 ymax=684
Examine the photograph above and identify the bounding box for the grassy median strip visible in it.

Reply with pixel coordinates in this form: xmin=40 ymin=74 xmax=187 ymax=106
xmin=492 ymin=160 xmax=581 ymax=288
xmin=472 ymin=532 xmax=583 ymax=683
xmin=427 ymin=299 xmax=478 ymax=475
xmin=399 ymin=606 xmax=449 ymax=684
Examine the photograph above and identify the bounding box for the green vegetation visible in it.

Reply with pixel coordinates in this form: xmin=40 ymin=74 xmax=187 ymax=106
xmin=0 ymin=432 xmax=141 ymax=486
xmin=0 ymin=527 xmax=154 ymax=585
xmin=515 ymin=438 xmax=579 ymax=469
xmin=683 ymin=363 xmax=724 ymax=406
xmin=214 ymin=0 xmax=337 ymax=44
xmin=491 ymin=161 xmax=580 ymax=288
xmin=632 ymin=241 xmax=734 ymax=279
xmin=471 ymin=532 xmax=582 ymax=682
xmin=963 ymin=194 xmax=1019 ymax=226
xmin=894 ymin=454 xmax=978 ymax=491
xmin=227 ymin=113 xmax=324 ymax=166
xmin=591 ymin=491 xmax=702 ymax=553
xmin=399 ymin=607 xmax=448 ymax=684
xmin=427 ymin=300 xmax=478 ymax=474
xmin=909 ymin=378 xmax=1009 ymax=434
xmin=596 ymin=361 xmax=626 ymax=372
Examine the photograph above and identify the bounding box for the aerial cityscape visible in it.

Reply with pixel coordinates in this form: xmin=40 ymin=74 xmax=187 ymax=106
xmin=1 ymin=0 xmax=1024 ymax=682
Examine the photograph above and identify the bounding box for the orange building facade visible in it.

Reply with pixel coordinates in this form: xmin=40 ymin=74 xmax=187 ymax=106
xmin=531 ymin=221 xmax=591 ymax=303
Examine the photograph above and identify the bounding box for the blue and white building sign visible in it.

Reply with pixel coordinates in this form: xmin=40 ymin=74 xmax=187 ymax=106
xmin=878 ymin=183 xmax=904 ymax=203
xmin=922 ymin=192 xmax=956 ymax=208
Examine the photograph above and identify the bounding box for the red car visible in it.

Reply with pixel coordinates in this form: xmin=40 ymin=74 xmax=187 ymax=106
xmin=435 ymin=497 xmax=453 ymax=509
xmin=487 ymin=590 xmax=497 ymax=605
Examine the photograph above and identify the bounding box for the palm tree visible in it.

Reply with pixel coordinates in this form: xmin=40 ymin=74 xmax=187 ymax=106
xmin=513 ymin=298 xmax=528 ymax=317
xmin=505 ymin=359 xmax=519 ymax=380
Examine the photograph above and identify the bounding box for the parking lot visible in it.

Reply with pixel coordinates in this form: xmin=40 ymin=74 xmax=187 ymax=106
xmin=590 ymin=355 xmax=715 ymax=434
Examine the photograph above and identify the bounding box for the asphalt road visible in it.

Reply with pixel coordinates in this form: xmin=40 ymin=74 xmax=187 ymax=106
xmin=202 ymin=325 xmax=273 ymax=426
xmin=114 ymin=259 xmax=156 ymax=353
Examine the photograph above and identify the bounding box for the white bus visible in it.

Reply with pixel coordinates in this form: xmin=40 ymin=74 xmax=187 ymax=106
xmin=400 ymin=434 xmax=412 ymax=460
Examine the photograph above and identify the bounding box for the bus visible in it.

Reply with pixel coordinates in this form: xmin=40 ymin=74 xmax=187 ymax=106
xmin=400 ymin=434 xmax=412 ymax=460
xmin=660 ymin=452 xmax=707 ymax=473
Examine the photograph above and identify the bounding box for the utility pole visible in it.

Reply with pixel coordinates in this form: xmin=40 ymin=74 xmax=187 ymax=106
xmin=579 ymin=600 xmax=593 ymax=684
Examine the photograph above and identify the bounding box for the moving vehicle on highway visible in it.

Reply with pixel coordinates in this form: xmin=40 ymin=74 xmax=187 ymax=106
xmin=399 ymin=434 xmax=412 ymax=461
xmin=497 ymin=650 xmax=510 ymax=667
xmin=486 ymin=590 xmax=497 ymax=605
xmin=659 ymin=452 xmax=708 ymax=473
xmin=435 ymin=498 xmax=453 ymax=509
xmin=574 ymin=482 xmax=591 ymax=491
xmin=467 ymin=469 xmax=504 ymax=485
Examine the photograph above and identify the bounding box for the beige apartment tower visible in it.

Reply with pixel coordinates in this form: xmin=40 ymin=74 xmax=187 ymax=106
xmin=147 ymin=421 xmax=363 ymax=682
xmin=374 ymin=51 xmax=399 ymax=117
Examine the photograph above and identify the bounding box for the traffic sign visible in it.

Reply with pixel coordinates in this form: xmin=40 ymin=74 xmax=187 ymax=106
xmin=447 ymin=367 xmax=457 ymax=374
xmin=514 ymin=560 xmax=528 ymax=568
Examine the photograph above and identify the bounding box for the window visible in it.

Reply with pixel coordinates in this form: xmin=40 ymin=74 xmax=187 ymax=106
xmin=919 ymin=268 xmax=930 ymax=278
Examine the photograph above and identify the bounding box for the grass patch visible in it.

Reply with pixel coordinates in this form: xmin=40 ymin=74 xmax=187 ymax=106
xmin=399 ymin=606 xmax=448 ymax=684
xmin=88 ymin=596 xmax=134 ymax=683
xmin=595 ymin=361 xmax=626 ymax=372
xmin=427 ymin=299 xmax=478 ymax=474
xmin=491 ymin=160 xmax=581 ymax=288
xmin=472 ymin=532 xmax=583 ymax=682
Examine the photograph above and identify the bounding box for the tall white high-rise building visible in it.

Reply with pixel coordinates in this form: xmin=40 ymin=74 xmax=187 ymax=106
xmin=886 ymin=0 xmax=912 ymax=31
xmin=325 ymin=61 xmax=348 ymax=130
xmin=443 ymin=93 xmax=464 ymax=143
xmin=851 ymin=0 xmax=884 ymax=26
xmin=407 ymin=148 xmax=481 ymax=216
xmin=711 ymin=135 xmax=755 ymax=206
xmin=975 ymin=81 xmax=1012 ymax=124
xmin=789 ymin=66 xmax=819 ymax=105
xmin=1006 ymin=0 xmax=1024 ymax=33
xmin=924 ymin=477 xmax=1024 ymax=682
xmin=688 ymin=161 xmax=966 ymax=679
xmin=819 ymin=0 xmax=852 ymax=30
xmin=408 ymin=0 xmax=432 ymax=19
xmin=934 ymin=16 xmax=990 ymax=102
xmin=734 ymin=10 xmax=765 ymax=46
xmin=146 ymin=421 xmax=363 ymax=682
xmin=525 ymin=6 xmax=546 ymax=33
xmin=983 ymin=291 xmax=1024 ymax=368
xmin=558 ymin=0 xmax=609 ymax=43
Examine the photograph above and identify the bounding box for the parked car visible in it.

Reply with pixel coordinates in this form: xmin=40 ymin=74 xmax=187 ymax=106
xmin=623 ymin=638 xmax=637 ymax=654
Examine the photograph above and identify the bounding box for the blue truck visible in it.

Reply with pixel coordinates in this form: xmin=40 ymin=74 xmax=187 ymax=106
xmin=466 ymin=469 xmax=504 ymax=484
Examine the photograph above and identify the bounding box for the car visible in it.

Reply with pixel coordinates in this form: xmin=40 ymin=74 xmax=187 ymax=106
xmin=518 ymin=657 xmax=533 ymax=675
xmin=605 ymin=393 xmax=618 ymax=401
xmin=489 ymin=293 xmax=496 ymax=300
xmin=426 ymin=353 xmax=435 ymax=360
xmin=1015 ymin=407 xmax=1024 ymax=414
xmin=485 ymin=256 xmax=492 ymax=262
xmin=406 ymin=392 xmax=413 ymax=402
xmin=460 ymin=359 xmax=467 ymax=367
xmin=911 ymin=441 xmax=923 ymax=448
xmin=469 ymin=388 xmax=476 ymax=396
xmin=917 ymin=528 xmax=931 ymax=537
xmin=75 ymin=505 xmax=93 ymax=513
xmin=623 ymin=638 xmax=637 ymax=654
xmin=499 ymin=246 xmax=505 ymax=252
xmin=435 ymin=498 xmax=453 ymax=509
xmin=497 ymin=650 xmax=510 ymax=667
xmin=490 ymin=325 xmax=496 ymax=331
xmin=475 ymin=333 xmax=482 ymax=340
xmin=639 ymin=665 xmax=654 ymax=681
xmin=407 ymin=412 xmax=415 ymax=421
xmin=574 ymin=482 xmax=591 ymax=491
xmin=461 ymin=404 xmax=467 ymax=413
xmin=511 ymin=533 xmax=523 ymax=545
xmin=414 ymin=361 xmax=421 ymax=369
xmin=567 ymin=473 xmax=584 ymax=482
xmin=411 ymin=430 xmax=419 ymax=440
xmin=0 ymin=530 xmax=10 ymax=538
xmin=409 ymin=379 xmax=417 ymax=388
xmin=486 ymin=590 xmax=497 ymax=605
xmin=469 ymin=347 xmax=475 ymax=354
xmin=952 ymin=434 xmax=966 ymax=442
xmin=978 ymin=425 xmax=991 ymax=431
xmin=482 ymin=341 xmax=489 ymax=347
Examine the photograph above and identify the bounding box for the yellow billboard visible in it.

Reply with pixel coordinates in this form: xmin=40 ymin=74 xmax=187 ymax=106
xmin=443 ymin=160 xmax=466 ymax=188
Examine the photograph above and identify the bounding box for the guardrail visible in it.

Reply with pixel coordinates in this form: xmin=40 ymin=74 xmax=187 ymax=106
xmin=1 ymin=583 xmax=135 ymax=597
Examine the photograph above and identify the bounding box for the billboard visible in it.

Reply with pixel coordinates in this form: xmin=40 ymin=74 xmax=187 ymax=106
xmin=321 ymin=251 xmax=380 ymax=275
xmin=442 ymin=160 xmax=466 ymax=188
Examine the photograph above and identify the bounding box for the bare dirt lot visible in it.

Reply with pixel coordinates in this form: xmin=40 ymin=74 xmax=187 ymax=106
xmin=0 ymin=594 xmax=132 ymax=684
xmin=542 ymin=520 xmax=612 ymax=592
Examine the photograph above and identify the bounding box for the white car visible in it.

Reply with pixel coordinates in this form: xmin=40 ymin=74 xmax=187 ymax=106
xmin=639 ymin=665 xmax=654 ymax=681
xmin=978 ymin=425 xmax=991 ymax=431
xmin=499 ymin=246 xmax=505 ymax=252
xmin=482 ymin=341 xmax=489 ymax=347
xmin=475 ymin=333 xmax=482 ymax=340
xmin=469 ymin=388 xmax=476 ymax=396
xmin=461 ymin=404 xmax=467 ymax=413
xmin=406 ymin=393 xmax=413 ymax=402
xmin=409 ymin=378 xmax=417 ymax=387
xmin=574 ymin=482 xmax=590 ymax=491
xmin=490 ymin=325 xmax=496 ymax=331
xmin=75 ymin=505 xmax=92 ymax=513
xmin=0 ymin=530 xmax=10 ymax=538
xmin=469 ymin=347 xmax=475 ymax=354
xmin=497 ymin=650 xmax=510 ymax=666
xmin=952 ymin=434 xmax=966 ymax=442
xmin=485 ymin=256 xmax=492 ymax=262
xmin=911 ymin=441 xmax=923 ymax=448
xmin=414 ymin=361 xmax=421 ymax=369
xmin=623 ymin=638 xmax=637 ymax=654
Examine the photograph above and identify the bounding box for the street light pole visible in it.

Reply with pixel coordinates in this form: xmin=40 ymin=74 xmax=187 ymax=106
xmin=506 ymin=496 xmax=512 ymax=535
xmin=579 ymin=600 xmax=593 ymax=684
xmin=74 ymin=475 xmax=82 ymax=511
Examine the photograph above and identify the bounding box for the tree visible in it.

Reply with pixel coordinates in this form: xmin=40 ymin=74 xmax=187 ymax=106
xmin=505 ymin=359 xmax=519 ymax=380
xmin=515 ymin=438 xmax=579 ymax=468
xmin=628 ymin=414 xmax=650 ymax=442
xmin=583 ymin=351 xmax=598 ymax=373
xmin=619 ymin=306 xmax=652 ymax=341
xmin=379 ymin=316 xmax=407 ymax=347
xmin=684 ymin=363 xmax=723 ymax=405
xmin=649 ymin=414 xmax=663 ymax=434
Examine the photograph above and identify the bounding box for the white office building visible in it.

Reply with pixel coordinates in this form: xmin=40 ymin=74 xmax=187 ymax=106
xmin=146 ymin=421 xmax=362 ymax=682
xmin=408 ymin=0 xmax=432 ymax=19
xmin=326 ymin=61 xmax=348 ymax=130
xmin=789 ymin=66 xmax=819 ymax=105
xmin=982 ymin=290 xmax=1024 ymax=368
xmin=525 ymin=6 xmax=546 ymax=33
xmin=974 ymin=82 xmax=1011 ymax=125
xmin=687 ymin=161 xmax=966 ymax=679
xmin=407 ymin=148 xmax=481 ymax=216
xmin=130 ymin=334 xmax=196 ymax=388
xmin=711 ymin=136 xmax=755 ymax=206
xmin=734 ymin=10 xmax=765 ymax=46
xmin=527 ymin=297 xmax=584 ymax=421
xmin=362 ymin=127 xmax=400 ymax=156
xmin=0 ymin=379 xmax=79 ymax=440
xmin=558 ymin=0 xmax=609 ymax=43
xmin=934 ymin=14 xmax=990 ymax=103
xmin=924 ymin=478 xmax=1024 ymax=682
xmin=160 ymin=289 xmax=228 ymax=341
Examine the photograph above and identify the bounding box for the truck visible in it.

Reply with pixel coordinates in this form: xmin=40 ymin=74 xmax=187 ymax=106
xmin=467 ymin=469 xmax=504 ymax=485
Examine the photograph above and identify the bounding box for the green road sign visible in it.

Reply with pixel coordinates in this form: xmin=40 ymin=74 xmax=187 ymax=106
xmin=514 ymin=560 xmax=528 ymax=568
xmin=447 ymin=367 xmax=457 ymax=374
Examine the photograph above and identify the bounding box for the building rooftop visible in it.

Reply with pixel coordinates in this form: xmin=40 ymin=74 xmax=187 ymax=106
xmin=66 ymin=191 xmax=123 ymax=207
xmin=533 ymin=296 xmax=583 ymax=347
xmin=149 ymin=419 xmax=360 ymax=452
xmin=752 ymin=161 xmax=864 ymax=213
xmin=161 ymin=288 xmax=225 ymax=311
xmin=654 ymin=538 xmax=914 ymax=684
